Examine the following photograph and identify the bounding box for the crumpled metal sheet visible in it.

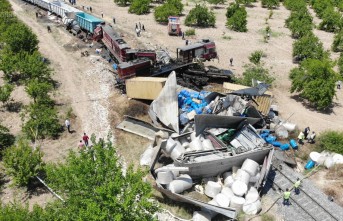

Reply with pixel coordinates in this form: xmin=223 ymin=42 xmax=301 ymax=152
xmin=149 ymin=72 xmax=179 ymax=133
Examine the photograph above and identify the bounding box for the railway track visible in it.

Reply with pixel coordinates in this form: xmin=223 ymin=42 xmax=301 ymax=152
xmin=267 ymin=163 xmax=341 ymax=221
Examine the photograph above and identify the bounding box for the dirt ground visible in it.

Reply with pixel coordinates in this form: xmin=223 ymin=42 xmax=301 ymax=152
xmin=1 ymin=0 xmax=343 ymax=218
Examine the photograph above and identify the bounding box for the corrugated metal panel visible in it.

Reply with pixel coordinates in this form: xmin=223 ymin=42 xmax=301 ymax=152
xmin=223 ymin=82 xmax=273 ymax=116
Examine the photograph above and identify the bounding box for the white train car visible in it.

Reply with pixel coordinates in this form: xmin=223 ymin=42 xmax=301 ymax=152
xmin=33 ymin=0 xmax=51 ymax=10
xmin=50 ymin=1 xmax=81 ymax=18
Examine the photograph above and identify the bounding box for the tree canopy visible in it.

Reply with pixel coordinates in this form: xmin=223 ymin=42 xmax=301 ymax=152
xmin=226 ymin=3 xmax=247 ymax=32
xmin=319 ymin=8 xmax=342 ymax=33
xmin=129 ymin=0 xmax=150 ymax=15
xmin=332 ymin=31 xmax=343 ymax=52
xmin=154 ymin=0 xmax=183 ymax=23
xmin=293 ymin=33 xmax=327 ymax=62
xmin=185 ymin=4 xmax=216 ymax=27
xmin=289 ymin=59 xmax=338 ymax=110
xmin=2 ymin=23 xmax=38 ymax=53
xmin=261 ymin=0 xmax=280 ymax=9
xmin=285 ymin=9 xmax=313 ymax=39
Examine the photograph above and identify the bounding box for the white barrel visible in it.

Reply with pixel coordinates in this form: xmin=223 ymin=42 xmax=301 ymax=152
xmin=235 ymin=169 xmax=251 ymax=185
xmin=202 ymin=139 xmax=214 ymax=150
xmin=193 ymin=211 xmax=211 ymax=221
xmin=243 ymin=200 xmax=262 ymax=215
xmin=232 ymin=180 xmax=247 ymax=196
xmin=175 ymin=140 xmax=182 ymax=148
xmin=316 ymin=155 xmax=327 ymax=165
xmin=163 ymin=137 xmax=176 ymax=156
xmin=324 ymin=157 xmax=334 ymax=169
xmin=241 ymin=159 xmax=260 ymax=176
xmin=221 ymin=187 xmax=234 ymax=200
xmin=245 ymin=187 xmax=260 ymax=204
xmin=249 ymin=173 xmax=261 ymax=184
xmin=166 ymin=164 xmax=179 ymax=177
xmin=156 ymin=171 xmax=174 ymax=184
xmin=281 ymin=122 xmax=297 ymax=132
xmin=230 ymin=195 xmax=246 ymax=211
xmin=168 ymin=174 xmax=193 ymax=194
xmin=224 ymin=175 xmax=234 ymax=187
xmin=189 ymin=137 xmax=203 ymax=151
xmin=170 ymin=143 xmax=185 ymax=160
xmin=222 ymin=171 xmax=232 ymax=180
xmin=214 ymin=193 xmax=230 ymax=207
xmin=333 ymin=154 xmax=343 ymax=164
xmin=232 ymin=166 xmax=239 ymax=176
xmin=310 ymin=152 xmax=321 ymax=162
xmin=205 ymin=181 xmax=222 ymax=198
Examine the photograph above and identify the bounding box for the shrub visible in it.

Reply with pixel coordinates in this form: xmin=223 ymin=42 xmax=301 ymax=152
xmin=249 ymin=50 xmax=265 ymax=65
xmin=316 ymin=131 xmax=343 ymax=154
xmin=293 ymin=33 xmax=327 ymax=62
xmin=283 ymin=0 xmax=307 ymax=11
xmin=3 ymin=140 xmax=44 ymax=186
xmin=236 ymin=64 xmax=275 ymax=86
xmin=25 ymin=79 xmax=53 ymax=103
xmin=185 ymin=28 xmax=195 ymax=36
xmin=332 ymin=31 xmax=343 ymax=52
xmin=312 ymin=0 xmax=334 ymax=18
xmin=0 ymin=83 xmax=14 ymax=105
xmin=129 ymin=0 xmax=150 ymax=15
xmin=319 ymin=8 xmax=342 ymax=32
xmin=261 ymin=0 xmax=280 ymax=9
xmin=226 ymin=4 xmax=247 ymax=32
xmin=338 ymin=53 xmax=343 ymax=75
xmin=0 ymin=124 xmax=15 ymax=151
xmin=154 ymin=0 xmax=183 ymax=23
xmin=185 ymin=4 xmax=216 ymax=27
xmin=236 ymin=0 xmax=254 ymax=6
xmin=206 ymin=0 xmax=225 ymax=5
xmin=289 ymin=59 xmax=338 ymax=110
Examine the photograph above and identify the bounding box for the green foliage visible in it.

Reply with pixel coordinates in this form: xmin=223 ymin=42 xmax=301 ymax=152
xmin=319 ymin=8 xmax=342 ymax=33
xmin=154 ymin=0 xmax=183 ymax=23
xmin=235 ymin=64 xmax=275 ymax=86
xmin=0 ymin=83 xmax=14 ymax=105
xmin=285 ymin=9 xmax=313 ymax=39
xmin=185 ymin=28 xmax=195 ymax=36
xmin=44 ymin=138 xmax=159 ymax=220
xmin=261 ymin=0 xmax=280 ymax=9
xmin=312 ymin=0 xmax=334 ymax=18
xmin=226 ymin=3 xmax=247 ymax=32
xmin=206 ymin=0 xmax=225 ymax=5
xmin=293 ymin=33 xmax=327 ymax=62
xmin=249 ymin=50 xmax=265 ymax=65
xmin=3 ymin=140 xmax=44 ymax=186
xmin=22 ymin=102 xmax=62 ymax=140
xmin=316 ymin=131 xmax=343 ymax=154
xmin=185 ymin=4 xmax=216 ymax=27
xmin=128 ymin=0 xmax=150 ymax=15
xmin=338 ymin=53 xmax=343 ymax=75
xmin=113 ymin=0 xmax=132 ymax=6
xmin=0 ymin=123 xmax=15 ymax=151
xmin=0 ymin=203 xmax=46 ymax=221
xmin=25 ymin=79 xmax=53 ymax=103
xmin=2 ymin=22 xmax=38 ymax=53
xmin=289 ymin=59 xmax=338 ymax=110
xmin=261 ymin=213 xmax=276 ymax=221
xmin=283 ymin=0 xmax=307 ymax=11
xmin=236 ymin=0 xmax=254 ymax=6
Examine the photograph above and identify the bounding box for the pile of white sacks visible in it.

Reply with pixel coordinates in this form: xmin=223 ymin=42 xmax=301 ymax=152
xmin=309 ymin=151 xmax=343 ymax=168
xmin=193 ymin=158 xmax=262 ymax=220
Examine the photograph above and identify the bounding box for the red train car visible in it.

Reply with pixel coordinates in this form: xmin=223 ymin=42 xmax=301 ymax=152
xmin=177 ymin=39 xmax=217 ymax=63
xmin=117 ymin=58 xmax=152 ymax=79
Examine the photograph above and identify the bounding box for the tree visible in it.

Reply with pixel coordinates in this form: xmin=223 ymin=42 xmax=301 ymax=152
xmin=113 ymin=0 xmax=132 ymax=6
xmin=285 ymin=9 xmax=313 ymax=38
xmin=293 ymin=33 xmax=327 ymax=62
xmin=283 ymin=0 xmax=307 ymax=11
xmin=25 ymin=79 xmax=53 ymax=103
xmin=154 ymin=0 xmax=183 ymax=23
xmin=316 ymin=131 xmax=343 ymax=154
xmin=226 ymin=3 xmax=247 ymax=32
xmin=206 ymin=0 xmax=225 ymax=5
xmin=338 ymin=53 xmax=343 ymax=75
xmin=235 ymin=64 xmax=275 ymax=86
xmin=0 ymin=123 xmax=15 ymax=151
xmin=0 ymin=83 xmax=14 ymax=106
xmin=185 ymin=4 xmax=216 ymax=27
xmin=261 ymin=0 xmax=279 ymax=9
xmin=332 ymin=31 xmax=343 ymax=52
xmin=249 ymin=50 xmax=265 ymax=65
xmin=0 ymin=50 xmax=20 ymax=82
xmin=2 ymin=22 xmax=38 ymax=53
xmin=3 ymin=139 xmax=44 ymax=186
xmin=236 ymin=0 xmax=254 ymax=6
xmin=312 ymin=0 xmax=334 ymax=18
xmin=22 ymin=103 xmax=62 ymax=140
xmin=289 ymin=59 xmax=338 ymax=110
xmin=128 ymin=0 xmax=150 ymax=15
xmin=319 ymin=8 xmax=342 ymax=32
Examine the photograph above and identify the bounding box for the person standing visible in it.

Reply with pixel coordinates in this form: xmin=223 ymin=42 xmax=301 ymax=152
xmin=304 ymin=126 xmax=310 ymax=139
xmin=230 ymin=58 xmax=233 ymax=66
xmin=101 ymin=11 xmax=104 ymax=18
xmin=337 ymin=80 xmax=342 ymax=89
xmin=89 ymin=6 xmax=92 ymax=13
xmin=182 ymin=31 xmax=185 ymax=40
xmin=65 ymin=119 xmax=71 ymax=133
xmin=113 ymin=17 xmax=116 ymax=24
xmin=294 ymin=178 xmax=301 ymax=195
xmin=298 ymin=131 xmax=305 ymax=144
xmin=83 ymin=133 xmax=89 ymax=146
xmin=283 ymin=188 xmax=291 ymax=205
xmin=78 ymin=140 xmax=85 ymax=150
xmin=142 ymin=24 xmax=145 ymax=31
xmin=308 ymin=131 xmax=316 ymax=144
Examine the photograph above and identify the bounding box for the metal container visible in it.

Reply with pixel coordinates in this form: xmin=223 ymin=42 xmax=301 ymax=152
xmin=75 ymin=12 xmax=104 ymax=33
xmin=126 ymin=77 xmax=166 ymax=100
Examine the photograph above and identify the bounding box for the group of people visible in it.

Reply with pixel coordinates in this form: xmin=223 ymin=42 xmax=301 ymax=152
xmin=64 ymin=119 xmax=90 ymax=150
xmin=82 ymin=5 xmax=93 ymax=13
xmin=283 ymin=178 xmax=302 ymax=206
xmin=298 ymin=126 xmax=316 ymax=144
xmin=135 ymin=22 xmax=145 ymax=37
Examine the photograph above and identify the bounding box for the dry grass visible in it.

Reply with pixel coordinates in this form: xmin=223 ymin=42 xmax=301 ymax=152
xmin=326 ymin=164 xmax=343 ymax=180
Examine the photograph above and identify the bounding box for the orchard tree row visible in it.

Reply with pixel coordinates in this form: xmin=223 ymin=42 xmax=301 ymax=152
xmin=284 ymin=0 xmax=341 ymax=110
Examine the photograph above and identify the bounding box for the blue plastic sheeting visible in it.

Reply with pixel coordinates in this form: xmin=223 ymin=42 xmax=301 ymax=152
xmin=261 ymin=129 xmax=270 ymax=134
xmin=265 ymin=135 xmax=276 ymax=144
xmin=271 ymin=141 xmax=281 ymax=147
xmin=260 ymin=133 xmax=269 ymax=139
xmin=305 ymin=160 xmax=315 ymax=170
xmin=289 ymin=139 xmax=298 ymax=149
xmin=280 ymin=143 xmax=290 ymax=151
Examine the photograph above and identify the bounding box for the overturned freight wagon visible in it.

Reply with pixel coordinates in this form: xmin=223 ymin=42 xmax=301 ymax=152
xmin=75 ymin=12 xmax=104 ymax=33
